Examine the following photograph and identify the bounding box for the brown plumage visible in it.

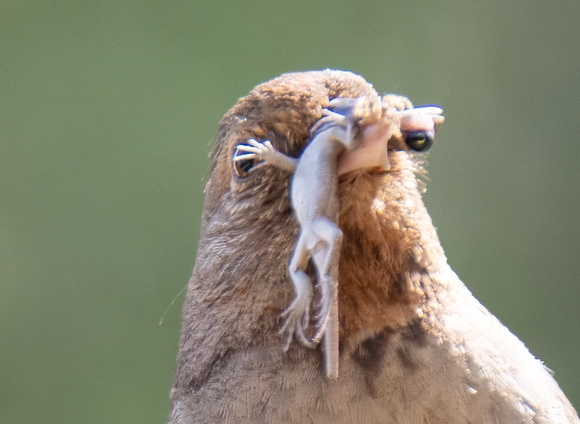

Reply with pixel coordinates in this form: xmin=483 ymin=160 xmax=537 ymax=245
xmin=169 ymin=69 xmax=578 ymax=423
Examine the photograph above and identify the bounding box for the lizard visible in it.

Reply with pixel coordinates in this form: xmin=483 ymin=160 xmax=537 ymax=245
xmin=234 ymin=95 xmax=444 ymax=378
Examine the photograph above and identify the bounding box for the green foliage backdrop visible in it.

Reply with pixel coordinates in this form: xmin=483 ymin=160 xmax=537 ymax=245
xmin=1 ymin=1 xmax=578 ymax=422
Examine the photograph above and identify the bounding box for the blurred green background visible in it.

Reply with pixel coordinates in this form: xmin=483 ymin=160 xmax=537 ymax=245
xmin=1 ymin=1 xmax=578 ymax=422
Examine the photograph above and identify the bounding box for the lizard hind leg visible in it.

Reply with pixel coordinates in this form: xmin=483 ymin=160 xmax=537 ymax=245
xmin=280 ymin=234 xmax=316 ymax=350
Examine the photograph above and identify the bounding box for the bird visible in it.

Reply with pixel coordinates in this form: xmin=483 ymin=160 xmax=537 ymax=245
xmin=168 ymin=69 xmax=579 ymax=423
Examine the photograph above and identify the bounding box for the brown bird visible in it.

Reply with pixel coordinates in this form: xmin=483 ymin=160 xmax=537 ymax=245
xmin=169 ymin=69 xmax=579 ymax=423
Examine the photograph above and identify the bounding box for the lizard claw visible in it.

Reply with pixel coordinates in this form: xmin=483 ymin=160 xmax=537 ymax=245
xmin=412 ymin=105 xmax=445 ymax=128
xmin=396 ymin=105 xmax=445 ymax=133
xmin=280 ymin=304 xmax=317 ymax=349
xmin=310 ymin=110 xmax=347 ymax=135
xmin=234 ymin=138 xmax=298 ymax=173
xmin=234 ymin=138 xmax=275 ymax=163
xmin=311 ymin=96 xmax=381 ymax=139
xmin=310 ymin=276 xmax=336 ymax=344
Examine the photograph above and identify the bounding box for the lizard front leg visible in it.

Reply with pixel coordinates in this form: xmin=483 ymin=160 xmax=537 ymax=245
xmin=234 ymin=138 xmax=297 ymax=172
xmin=310 ymin=96 xmax=382 ymax=147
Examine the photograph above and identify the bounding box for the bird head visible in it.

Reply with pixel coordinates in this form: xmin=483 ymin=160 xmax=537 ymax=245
xmin=197 ymin=69 xmax=446 ymax=340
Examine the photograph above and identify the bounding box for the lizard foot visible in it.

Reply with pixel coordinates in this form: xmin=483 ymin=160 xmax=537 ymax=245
xmin=398 ymin=105 xmax=445 ymax=130
xmin=234 ymin=138 xmax=275 ymax=162
xmin=280 ymin=299 xmax=317 ymax=350
xmin=234 ymin=139 xmax=297 ymax=173
xmin=310 ymin=96 xmax=382 ymax=140
xmin=311 ymin=275 xmax=338 ymax=344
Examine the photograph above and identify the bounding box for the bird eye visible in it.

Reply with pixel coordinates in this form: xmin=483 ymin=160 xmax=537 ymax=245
xmin=404 ymin=131 xmax=433 ymax=152
xmin=233 ymin=146 xmax=256 ymax=178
